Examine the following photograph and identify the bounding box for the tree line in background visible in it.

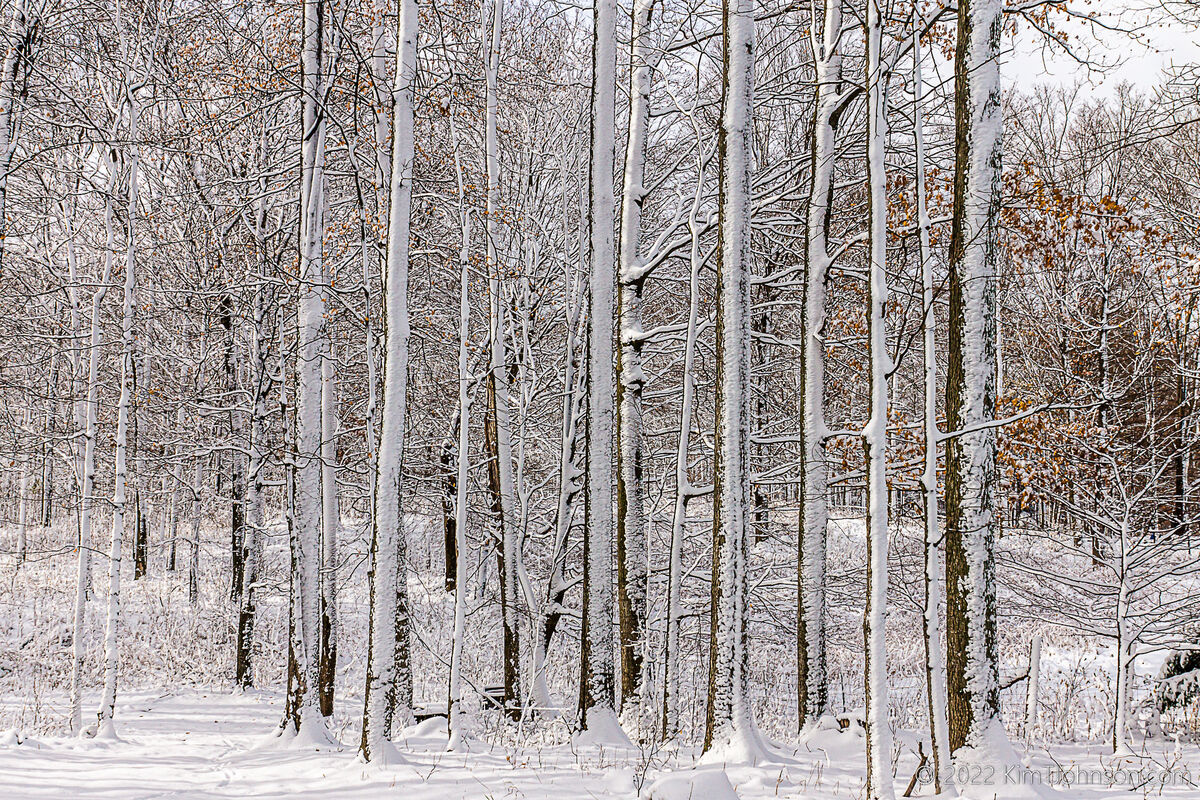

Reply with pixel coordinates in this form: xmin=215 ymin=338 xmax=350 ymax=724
xmin=1 ymin=0 xmax=1199 ymax=794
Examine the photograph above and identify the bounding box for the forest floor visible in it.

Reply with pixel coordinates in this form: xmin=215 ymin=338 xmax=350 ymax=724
xmin=2 ymin=687 xmax=1199 ymax=799
xmin=3 ymin=522 xmax=1200 ymax=798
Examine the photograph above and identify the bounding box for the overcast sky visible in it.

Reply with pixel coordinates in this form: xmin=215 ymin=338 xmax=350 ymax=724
xmin=1007 ymin=4 xmax=1200 ymax=97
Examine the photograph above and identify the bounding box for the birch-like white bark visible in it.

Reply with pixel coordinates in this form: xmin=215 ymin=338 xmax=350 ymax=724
xmin=914 ymin=24 xmax=955 ymax=796
xmin=447 ymin=152 xmax=472 ymax=748
xmin=798 ymin=0 xmax=842 ymax=727
xmin=286 ymin=0 xmax=330 ymax=741
xmin=481 ymin=0 xmax=522 ymax=715
xmin=69 ymin=147 xmax=118 ymax=736
xmin=662 ymin=118 xmax=707 ymax=743
xmin=916 ymin=26 xmax=955 ymax=800
xmin=703 ymin=0 xmax=765 ymax=763
xmin=578 ymin=0 xmax=621 ymax=739
xmin=361 ymin=0 xmax=416 ymax=760
xmin=863 ymin=4 xmax=894 ymax=795
xmin=97 ymin=71 xmax=141 ymax=739
xmin=536 ymin=152 xmax=585 ymax=714
xmin=615 ymin=0 xmax=655 ymax=721
xmin=1024 ymin=635 xmax=1041 ymax=744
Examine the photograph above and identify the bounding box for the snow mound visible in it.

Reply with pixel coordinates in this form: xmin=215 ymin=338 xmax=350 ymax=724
xmin=698 ymin=725 xmax=775 ymax=766
xmin=255 ymin=719 xmax=342 ymax=752
xmin=408 ymin=716 xmax=448 ymax=738
xmin=357 ymin=737 xmax=406 ymax=766
xmin=572 ymin=708 xmax=632 ymax=748
xmin=955 ymin=720 xmax=1060 ymax=799
xmin=646 ymin=769 xmax=739 ymax=800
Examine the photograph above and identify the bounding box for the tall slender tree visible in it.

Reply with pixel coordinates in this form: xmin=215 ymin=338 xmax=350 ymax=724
xmin=283 ymin=0 xmax=330 ymax=740
xmin=862 ymin=2 xmax=893 ymax=796
xmin=578 ymin=0 xmax=621 ymax=739
xmin=480 ymin=0 xmax=522 ymax=717
xmin=797 ymin=0 xmax=842 ymax=728
xmin=914 ymin=20 xmax=953 ymax=795
xmin=615 ymin=0 xmax=656 ymax=721
xmin=945 ymin=0 xmax=1005 ymax=755
xmin=97 ymin=58 xmax=141 ymax=739
xmin=703 ymin=0 xmax=764 ymax=763
xmin=361 ymin=0 xmax=417 ymax=761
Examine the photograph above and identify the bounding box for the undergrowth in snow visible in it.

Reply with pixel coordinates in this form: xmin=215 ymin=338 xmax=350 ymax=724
xmin=3 ymin=513 xmax=1199 ymax=798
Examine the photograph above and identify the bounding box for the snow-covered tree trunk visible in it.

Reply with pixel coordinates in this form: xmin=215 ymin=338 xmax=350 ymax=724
xmin=15 ymin=415 xmax=28 ymax=566
xmin=63 ymin=193 xmax=85 ymax=505
xmin=69 ymin=150 xmax=118 ymax=736
xmin=578 ymin=0 xmax=621 ymax=739
xmin=237 ymin=277 xmax=271 ymax=689
xmin=360 ymin=0 xmax=416 ymax=760
xmin=536 ymin=174 xmax=585 ymax=712
xmin=360 ymin=0 xmax=387 ymax=553
xmin=0 ymin=0 xmax=41 ymax=279
xmin=703 ymin=0 xmax=763 ymax=763
xmin=614 ymin=0 xmax=655 ymax=722
xmin=862 ymin=5 xmax=893 ymax=796
xmin=480 ymin=0 xmax=522 ymax=717
xmin=1113 ymin=548 xmax=1133 ymax=754
xmin=797 ymin=0 xmax=842 ymax=728
xmin=96 ymin=70 xmax=141 ymax=738
xmin=944 ymin=0 xmax=1005 ymax=756
xmin=279 ymin=301 xmax=300 ymax=710
xmin=223 ymin=291 xmax=245 ymax=601
xmin=1024 ymin=635 xmax=1041 ymax=744
xmin=507 ymin=248 xmax=540 ymax=671
xmin=447 ymin=186 xmax=472 ymax=749
xmin=96 ymin=96 xmax=139 ymax=741
xmin=914 ymin=23 xmax=953 ymax=796
xmin=662 ymin=125 xmax=707 ymax=743
xmin=189 ymin=458 xmax=202 ymax=605
xmin=285 ymin=0 xmax=330 ymax=740
xmin=318 ymin=324 xmax=339 ymax=717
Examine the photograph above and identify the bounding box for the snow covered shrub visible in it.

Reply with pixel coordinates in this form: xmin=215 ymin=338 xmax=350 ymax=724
xmin=1154 ymin=650 xmax=1200 ymax=712
xmin=1154 ymin=649 xmax=1200 ymax=740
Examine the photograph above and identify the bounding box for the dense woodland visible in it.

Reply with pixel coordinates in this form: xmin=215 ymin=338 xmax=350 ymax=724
xmin=2 ymin=0 xmax=1200 ymax=796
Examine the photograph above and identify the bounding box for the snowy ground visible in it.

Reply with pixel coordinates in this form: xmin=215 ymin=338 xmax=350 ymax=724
xmin=2 ymin=687 xmax=1200 ymax=799
xmin=4 ymin=521 xmax=1200 ymax=798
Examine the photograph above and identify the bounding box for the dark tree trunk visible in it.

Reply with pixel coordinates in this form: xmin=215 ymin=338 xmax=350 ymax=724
xmin=485 ymin=373 xmax=520 ymax=718
xmin=944 ymin=0 xmax=1003 ymax=754
xmin=318 ymin=603 xmax=336 ymax=716
xmin=133 ymin=492 xmax=148 ymax=580
xmin=442 ymin=415 xmax=458 ymax=592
